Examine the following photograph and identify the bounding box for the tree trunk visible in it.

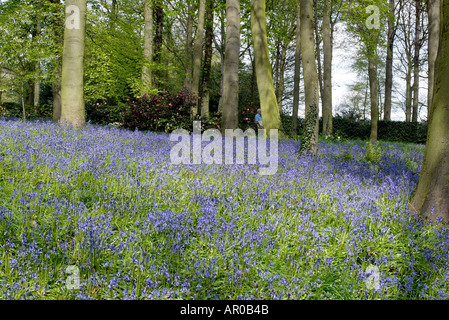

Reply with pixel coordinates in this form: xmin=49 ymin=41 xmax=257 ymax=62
xmin=221 ymin=0 xmax=240 ymax=131
xmin=368 ymin=55 xmax=378 ymax=143
xmin=26 ymin=81 xmax=34 ymax=109
xmin=412 ymin=0 xmax=421 ymax=122
xmin=300 ymin=0 xmax=319 ymax=154
xmin=292 ymin=0 xmax=301 ymax=135
xmin=52 ymin=83 xmax=62 ymax=121
xmin=274 ymin=40 xmax=280 ymax=102
xmin=34 ymin=8 xmax=42 ymax=108
xmin=21 ymin=83 xmax=26 ymax=120
xmin=276 ymin=44 xmax=287 ymax=112
xmin=60 ymin=0 xmax=87 ymax=127
xmin=405 ymin=66 xmax=412 ymax=122
xmin=142 ymin=0 xmax=154 ymax=94
xmin=250 ymin=48 xmax=257 ymax=102
xmin=184 ymin=2 xmax=193 ymax=89
xmin=153 ymin=1 xmax=164 ymax=88
xmin=251 ymin=0 xmax=282 ymax=134
xmin=427 ymin=0 xmax=440 ymax=120
xmin=200 ymin=0 xmax=214 ymax=119
xmin=410 ymin=0 xmax=449 ymax=222
xmin=322 ymin=0 xmax=332 ymax=136
xmin=217 ymin=7 xmax=226 ymax=113
xmin=384 ymin=0 xmax=395 ymax=121
xmin=50 ymin=0 xmax=63 ymax=122
xmin=313 ymin=0 xmax=323 ymax=102
xmin=191 ymin=0 xmax=206 ymax=117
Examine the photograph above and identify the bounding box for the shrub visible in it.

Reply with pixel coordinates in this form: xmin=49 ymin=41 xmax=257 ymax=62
xmin=327 ymin=117 xmax=427 ymax=144
xmin=1 ymin=102 xmax=22 ymax=117
xmin=194 ymin=113 xmax=222 ymax=132
xmin=239 ymin=102 xmax=258 ymax=130
xmin=0 ymin=102 xmax=52 ymax=119
xmin=86 ymin=101 xmax=128 ymax=126
xmin=121 ymin=87 xmax=197 ymax=133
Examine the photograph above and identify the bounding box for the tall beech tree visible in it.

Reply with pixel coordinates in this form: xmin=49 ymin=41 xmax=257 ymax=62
xmin=427 ymin=0 xmax=440 ymax=119
xmin=33 ymin=1 xmax=42 ymax=109
xmin=153 ymin=0 xmax=164 ymax=88
xmin=343 ymin=0 xmax=388 ymax=143
xmin=412 ymin=0 xmax=422 ymax=122
xmin=200 ymin=0 xmax=214 ymax=119
xmin=60 ymin=0 xmax=87 ymax=127
xmin=300 ymin=0 xmax=320 ymax=154
xmin=292 ymin=0 xmax=301 ymax=135
xmin=410 ymin=0 xmax=449 ymax=222
xmin=142 ymin=0 xmax=154 ymax=93
xmin=251 ymin=0 xmax=282 ymax=134
xmin=191 ymin=0 xmax=206 ymax=117
xmin=322 ymin=0 xmax=333 ymax=135
xmin=221 ymin=0 xmax=240 ymax=131
xmin=397 ymin=0 xmax=414 ymax=122
xmin=50 ymin=0 xmax=63 ymax=122
xmin=383 ymin=0 xmax=397 ymax=121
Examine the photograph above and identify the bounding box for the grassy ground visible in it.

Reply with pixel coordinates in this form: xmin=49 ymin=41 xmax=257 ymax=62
xmin=0 ymin=118 xmax=448 ymax=300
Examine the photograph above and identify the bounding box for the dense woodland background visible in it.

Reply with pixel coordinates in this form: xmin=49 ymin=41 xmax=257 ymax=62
xmin=0 ymin=0 xmax=439 ymax=141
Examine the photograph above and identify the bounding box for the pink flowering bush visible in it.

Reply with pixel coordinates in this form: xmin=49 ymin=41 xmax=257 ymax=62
xmin=122 ymin=87 xmax=197 ymax=133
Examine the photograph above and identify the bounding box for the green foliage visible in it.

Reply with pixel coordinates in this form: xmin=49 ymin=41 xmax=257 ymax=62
xmin=327 ymin=117 xmax=428 ymax=144
xmin=364 ymin=142 xmax=382 ymax=163
xmin=0 ymin=102 xmax=51 ymax=119
xmin=0 ymin=0 xmax=61 ymax=105
xmin=86 ymin=102 xmax=128 ymax=126
xmin=341 ymin=0 xmax=390 ymax=56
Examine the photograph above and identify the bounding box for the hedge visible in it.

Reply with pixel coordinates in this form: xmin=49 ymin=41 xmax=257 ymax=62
xmin=281 ymin=114 xmax=428 ymax=145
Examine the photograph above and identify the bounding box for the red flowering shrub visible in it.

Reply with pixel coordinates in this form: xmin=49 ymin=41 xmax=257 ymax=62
xmin=122 ymin=87 xmax=197 ymax=133
xmin=239 ymin=102 xmax=258 ymax=130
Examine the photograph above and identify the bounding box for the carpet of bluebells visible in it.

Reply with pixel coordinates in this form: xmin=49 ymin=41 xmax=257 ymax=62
xmin=1 ymin=118 xmax=449 ymax=300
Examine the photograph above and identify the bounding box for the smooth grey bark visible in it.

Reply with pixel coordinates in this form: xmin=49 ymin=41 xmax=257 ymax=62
xmin=276 ymin=43 xmax=287 ymax=112
xmin=34 ymin=7 xmax=42 ymax=108
xmin=410 ymin=0 xmax=449 ymax=222
xmin=322 ymin=0 xmax=332 ymax=135
xmin=300 ymin=0 xmax=319 ymax=154
xmin=153 ymin=1 xmax=163 ymax=88
xmin=368 ymin=54 xmax=379 ymax=143
xmin=50 ymin=0 xmax=63 ymax=122
xmin=292 ymin=0 xmax=301 ymax=135
xmin=184 ymin=1 xmax=193 ymax=89
xmin=200 ymin=0 xmax=214 ymax=119
xmin=313 ymin=0 xmax=323 ymax=102
xmin=384 ymin=0 xmax=395 ymax=121
xmin=221 ymin=0 xmax=240 ymax=131
xmin=412 ymin=0 xmax=422 ymax=122
xmin=191 ymin=0 xmax=206 ymax=116
xmin=427 ymin=0 xmax=440 ymax=119
xmin=60 ymin=0 xmax=87 ymax=127
xmin=142 ymin=0 xmax=154 ymax=93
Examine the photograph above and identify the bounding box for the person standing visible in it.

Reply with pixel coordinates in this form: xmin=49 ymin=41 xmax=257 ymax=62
xmin=255 ymin=108 xmax=263 ymax=129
